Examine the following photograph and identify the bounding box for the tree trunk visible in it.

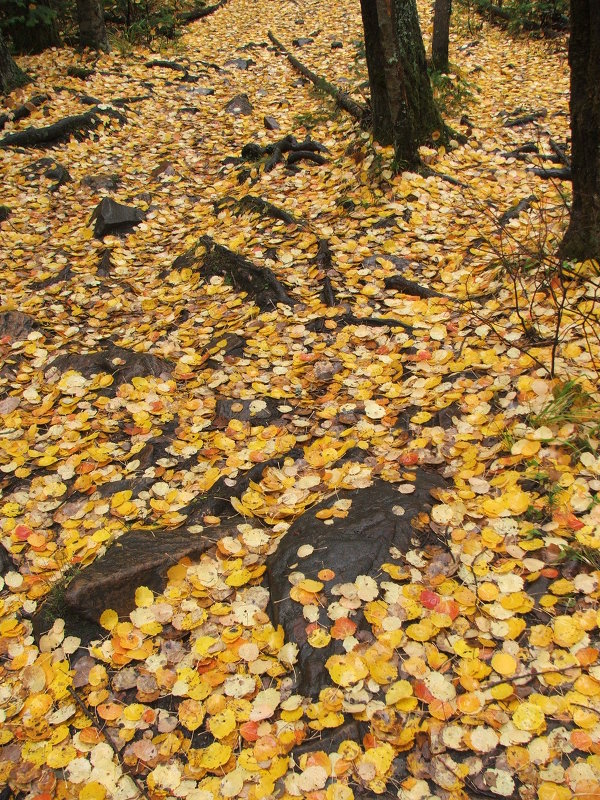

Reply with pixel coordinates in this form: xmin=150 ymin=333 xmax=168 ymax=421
xmin=559 ymin=1 xmax=600 ymax=261
xmin=4 ymin=0 xmax=61 ymax=54
xmin=77 ymin=0 xmax=110 ymax=51
xmin=360 ymin=0 xmax=446 ymax=168
xmin=432 ymin=0 xmax=452 ymax=73
xmin=0 ymin=29 xmax=30 ymax=94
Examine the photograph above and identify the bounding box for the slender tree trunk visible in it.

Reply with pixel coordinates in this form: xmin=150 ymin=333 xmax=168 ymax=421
xmin=432 ymin=0 xmax=452 ymax=72
xmin=0 ymin=30 xmax=30 ymax=94
xmin=559 ymin=1 xmax=600 ymax=261
xmin=360 ymin=0 xmax=446 ymax=168
xmin=77 ymin=0 xmax=110 ymax=51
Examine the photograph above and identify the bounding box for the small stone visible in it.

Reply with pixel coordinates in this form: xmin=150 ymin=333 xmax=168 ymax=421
xmin=292 ymin=37 xmax=314 ymax=47
xmin=331 ymin=40 xmax=343 ymax=49
xmin=82 ymin=173 xmax=120 ymax=192
xmin=224 ymin=93 xmax=253 ymax=115
xmin=264 ymin=115 xmax=280 ymax=130
xmin=224 ymin=58 xmax=255 ymax=70
xmin=90 ymin=197 xmax=145 ymax=239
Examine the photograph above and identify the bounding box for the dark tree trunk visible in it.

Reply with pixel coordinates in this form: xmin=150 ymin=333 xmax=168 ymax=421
xmin=4 ymin=0 xmax=61 ymax=54
xmin=432 ymin=0 xmax=452 ymax=73
xmin=360 ymin=0 xmax=446 ymax=168
xmin=77 ymin=0 xmax=110 ymax=51
xmin=0 ymin=30 xmax=30 ymax=94
xmin=559 ymin=1 xmax=600 ymax=261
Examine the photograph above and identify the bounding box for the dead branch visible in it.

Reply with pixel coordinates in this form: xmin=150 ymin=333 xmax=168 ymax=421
xmin=267 ymin=30 xmax=368 ymax=124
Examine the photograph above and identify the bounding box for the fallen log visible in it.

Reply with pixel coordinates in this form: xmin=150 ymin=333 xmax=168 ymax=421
xmin=500 ymin=142 xmax=539 ymax=160
xmin=287 ymin=150 xmax=327 ymax=166
xmin=0 ymin=106 xmax=126 ymax=148
xmin=0 ymin=94 xmax=48 ymax=132
xmin=268 ymin=30 xmax=368 ymax=124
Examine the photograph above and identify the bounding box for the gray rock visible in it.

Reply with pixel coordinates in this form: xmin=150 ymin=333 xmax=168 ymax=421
xmin=264 ymin=115 xmax=280 ymax=130
xmin=224 ymin=93 xmax=253 ymax=115
xmin=90 ymin=197 xmax=145 ymax=239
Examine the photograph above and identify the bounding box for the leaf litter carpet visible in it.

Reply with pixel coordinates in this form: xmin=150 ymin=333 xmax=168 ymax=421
xmin=1 ymin=1 xmax=600 ymax=799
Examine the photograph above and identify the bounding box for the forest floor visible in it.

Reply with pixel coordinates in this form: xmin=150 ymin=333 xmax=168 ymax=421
xmin=1 ymin=1 xmax=600 ymax=799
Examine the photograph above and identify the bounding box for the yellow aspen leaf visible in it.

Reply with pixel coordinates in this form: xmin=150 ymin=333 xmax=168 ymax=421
xmin=134 ymin=586 xmax=154 ymax=607
xmin=511 ymin=439 xmax=541 ymax=457
xmin=308 ymin=627 xmax=331 ymax=648
xmin=491 ymin=653 xmax=518 ymax=677
xmin=198 ymin=742 xmax=232 ymax=770
xmin=79 ymin=782 xmax=107 ymax=800
xmin=512 ymin=702 xmax=545 ymax=732
xmin=385 ymin=680 xmax=413 ymax=705
xmin=538 ymin=783 xmax=572 ymax=800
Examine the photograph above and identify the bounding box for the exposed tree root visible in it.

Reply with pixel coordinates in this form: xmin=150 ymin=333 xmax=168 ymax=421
xmin=0 ymin=106 xmax=126 ymax=148
xmin=530 ymin=166 xmax=571 ymax=180
xmin=312 ymin=239 xmax=336 ymax=306
xmin=0 ymin=94 xmax=47 ymax=132
xmin=384 ymin=274 xmax=452 ymax=300
xmin=145 ymin=60 xmax=200 ymax=82
xmin=503 ymin=109 xmax=547 ymax=128
xmin=201 ymin=235 xmax=294 ymax=307
xmin=267 ymin=30 xmax=368 ymax=124
xmin=237 ymin=194 xmax=302 ymax=225
xmin=498 ymin=194 xmax=537 ymax=227
xmin=165 ymin=237 xmax=294 ymax=308
xmin=241 ymin=134 xmax=329 ymax=172
xmin=180 ymin=0 xmax=229 ymax=23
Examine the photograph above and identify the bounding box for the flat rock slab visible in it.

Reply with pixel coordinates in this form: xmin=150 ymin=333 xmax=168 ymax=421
xmin=212 ymin=396 xmax=283 ymax=427
xmin=65 ymin=524 xmax=238 ymax=623
xmin=266 ymin=470 xmax=446 ymax=698
xmin=0 ymin=311 xmax=40 ymax=341
xmin=90 ymin=197 xmax=146 ymax=239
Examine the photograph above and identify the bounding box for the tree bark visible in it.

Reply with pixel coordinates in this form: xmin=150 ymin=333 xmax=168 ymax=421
xmin=432 ymin=0 xmax=452 ymax=73
xmin=559 ymin=1 xmax=600 ymax=261
xmin=360 ymin=0 xmax=446 ymax=168
xmin=4 ymin=1 xmax=61 ymax=54
xmin=77 ymin=0 xmax=110 ymax=51
xmin=0 ymin=29 xmax=30 ymax=94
